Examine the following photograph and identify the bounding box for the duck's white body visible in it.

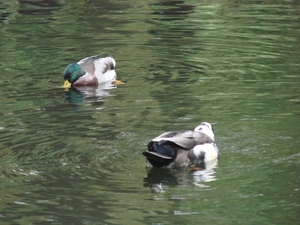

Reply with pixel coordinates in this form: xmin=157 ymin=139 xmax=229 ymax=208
xmin=76 ymin=56 xmax=117 ymax=85
xmin=188 ymin=143 xmax=219 ymax=164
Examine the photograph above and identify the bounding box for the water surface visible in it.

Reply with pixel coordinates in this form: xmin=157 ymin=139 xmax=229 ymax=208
xmin=0 ymin=0 xmax=299 ymax=224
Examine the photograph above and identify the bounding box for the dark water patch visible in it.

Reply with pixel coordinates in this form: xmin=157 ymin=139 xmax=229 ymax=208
xmin=0 ymin=0 xmax=299 ymax=224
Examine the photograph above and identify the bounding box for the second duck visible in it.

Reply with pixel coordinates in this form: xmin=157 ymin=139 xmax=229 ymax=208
xmin=142 ymin=122 xmax=219 ymax=168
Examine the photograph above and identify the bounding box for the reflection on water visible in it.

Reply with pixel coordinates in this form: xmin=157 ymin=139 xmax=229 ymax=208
xmin=18 ymin=0 xmax=62 ymax=15
xmin=144 ymin=158 xmax=218 ymax=193
xmin=64 ymin=82 xmax=117 ymax=103
xmin=0 ymin=0 xmax=300 ymax=224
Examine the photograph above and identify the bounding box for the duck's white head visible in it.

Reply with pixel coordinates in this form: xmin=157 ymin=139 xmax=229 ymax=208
xmin=194 ymin=122 xmax=215 ymax=141
xmin=110 ymin=57 xmax=116 ymax=69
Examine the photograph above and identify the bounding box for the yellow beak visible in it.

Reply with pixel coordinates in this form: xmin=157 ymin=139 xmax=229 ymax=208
xmin=62 ymin=80 xmax=72 ymax=88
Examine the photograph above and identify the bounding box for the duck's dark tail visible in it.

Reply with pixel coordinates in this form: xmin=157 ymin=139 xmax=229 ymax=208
xmin=142 ymin=151 xmax=173 ymax=168
xmin=143 ymin=140 xmax=181 ymax=167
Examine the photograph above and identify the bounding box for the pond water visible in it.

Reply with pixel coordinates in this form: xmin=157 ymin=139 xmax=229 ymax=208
xmin=0 ymin=0 xmax=299 ymax=224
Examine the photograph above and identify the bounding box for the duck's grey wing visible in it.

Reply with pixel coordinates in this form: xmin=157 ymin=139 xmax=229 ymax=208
xmin=78 ymin=55 xmax=101 ymax=76
xmin=151 ymin=131 xmax=181 ymax=141
xmin=152 ymin=130 xmax=196 ymax=149
xmin=193 ymin=132 xmax=214 ymax=145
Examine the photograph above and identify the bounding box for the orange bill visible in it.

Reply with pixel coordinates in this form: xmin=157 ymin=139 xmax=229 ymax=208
xmin=112 ymin=80 xmax=125 ymax=85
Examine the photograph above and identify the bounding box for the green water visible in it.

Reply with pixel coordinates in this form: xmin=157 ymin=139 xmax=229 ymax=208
xmin=0 ymin=0 xmax=299 ymax=224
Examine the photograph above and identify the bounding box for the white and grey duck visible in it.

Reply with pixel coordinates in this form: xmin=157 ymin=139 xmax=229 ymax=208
xmin=142 ymin=122 xmax=219 ymax=169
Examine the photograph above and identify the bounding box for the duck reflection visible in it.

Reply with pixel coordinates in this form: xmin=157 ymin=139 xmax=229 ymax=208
xmin=191 ymin=158 xmax=218 ymax=188
xmin=64 ymin=82 xmax=116 ymax=103
xmin=143 ymin=158 xmax=218 ymax=192
xmin=18 ymin=0 xmax=62 ymax=15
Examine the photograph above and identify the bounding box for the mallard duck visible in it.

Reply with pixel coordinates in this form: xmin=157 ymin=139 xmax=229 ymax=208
xmin=142 ymin=122 xmax=219 ymax=168
xmin=62 ymin=55 xmax=124 ymax=88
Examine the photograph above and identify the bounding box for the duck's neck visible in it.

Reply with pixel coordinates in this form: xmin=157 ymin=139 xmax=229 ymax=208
xmin=70 ymin=64 xmax=85 ymax=83
xmin=64 ymin=63 xmax=85 ymax=83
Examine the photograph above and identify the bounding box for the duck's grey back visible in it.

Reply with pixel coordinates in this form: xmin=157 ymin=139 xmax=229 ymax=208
xmin=151 ymin=130 xmax=196 ymax=150
xmin=77 ymin=55 xmax=101 ymax=76
xmin=193 ymin=132 xmax=215 ymax=145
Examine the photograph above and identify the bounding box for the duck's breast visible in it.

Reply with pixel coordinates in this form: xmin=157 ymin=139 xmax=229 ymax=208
xmin=73 ymin=74 xmax=98 ymax=86
xmin=192 ymin=143 xmax=219 ymax=162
